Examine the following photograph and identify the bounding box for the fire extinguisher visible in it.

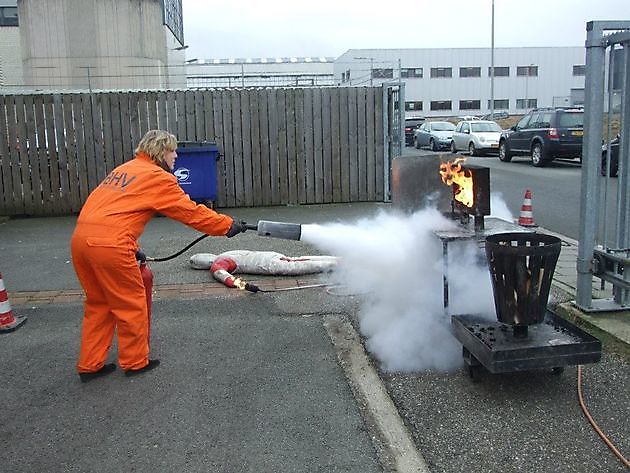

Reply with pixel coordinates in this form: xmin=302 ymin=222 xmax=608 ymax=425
xmin=136 ymin=250 xmax=154 ymax=348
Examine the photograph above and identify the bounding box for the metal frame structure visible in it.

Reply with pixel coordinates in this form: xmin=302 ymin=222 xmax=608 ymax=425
xmin=576 ymin=21 xmax=630 ymax=311
xmin=382 ymin=82 xmax=405 ymax=202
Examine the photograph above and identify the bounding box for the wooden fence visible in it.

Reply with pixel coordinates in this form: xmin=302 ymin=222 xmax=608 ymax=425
xmin=0 ymin=87 xmax=386 ymax=216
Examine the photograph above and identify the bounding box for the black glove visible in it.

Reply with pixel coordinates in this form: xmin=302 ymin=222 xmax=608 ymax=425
xmin=135 ymin=250 xmax=147 ymax=262
xmin=226 ymin=220 xmax=248 ymax=238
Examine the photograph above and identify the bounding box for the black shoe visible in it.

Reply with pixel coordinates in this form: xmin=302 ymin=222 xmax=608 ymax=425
xmin=79 ymin=363 xmax=117 ymax=383
xmin=124 ymin=359 xmax=160 ymax=377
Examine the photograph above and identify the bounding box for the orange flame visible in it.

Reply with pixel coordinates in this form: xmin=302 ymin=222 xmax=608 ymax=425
xmin=439 ymin=158 xmax=474 ymax=208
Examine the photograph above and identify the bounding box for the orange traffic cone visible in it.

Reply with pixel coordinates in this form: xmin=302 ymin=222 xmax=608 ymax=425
xmin=0 ymin=273 xmax=27 ymax=333
xmin=518 ymin=189 xmax=537 ymax=227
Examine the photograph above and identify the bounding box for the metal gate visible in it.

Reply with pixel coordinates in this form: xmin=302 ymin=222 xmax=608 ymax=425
xmin=576 ymin=20 xmax=630 ymax=311
xmin=382 ymin=82 xmax=405 ymax=201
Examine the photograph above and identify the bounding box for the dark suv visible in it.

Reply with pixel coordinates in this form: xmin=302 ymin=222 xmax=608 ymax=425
xmin=404 ymin=116 xmax=425 ymax=146
xmin=498 ymin=107 xmax=584 ymax=167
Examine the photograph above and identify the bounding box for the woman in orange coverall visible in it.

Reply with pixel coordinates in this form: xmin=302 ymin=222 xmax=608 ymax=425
xmin=71 ymin=130 xmax=247 ymax=382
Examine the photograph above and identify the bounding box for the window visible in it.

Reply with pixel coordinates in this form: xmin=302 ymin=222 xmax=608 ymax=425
xmin=460 ymin=67 xmax=481 ymax=78
xmin=430 ymin=101 xmax=452 ymax=111
xmin=459 ymin=100 xmax=481 ymax=110
xmin=488 ymin=66 xmax=509 ymax=77
xmin=572 ymin=65 xmax=586 ymax=76
xmin=516 ymin=99 xmax=537 ymax=109
xmin=401 ymin=68 xmax=423 ymax=78
xmin=517 ymin=65 xmax=538 ymax=76
xmin=487 ymin=99 xmax=509 ymax=109
xmin=372 ymin=68 xmax=393 ymax=79
xmin=515 ymin=115 xmax=531 ymax=130
xmin=344 ymin=69 xmax=351 ymax=83
xmin=430 ymin=68 xmax=452 ymax=78
xmin=162 ymin=0 xmax=183 ymax=45
xmin=0 ymin=6 xmax=18 ymax=26
xmin=405 ymin=101 xmax=423 ymax=111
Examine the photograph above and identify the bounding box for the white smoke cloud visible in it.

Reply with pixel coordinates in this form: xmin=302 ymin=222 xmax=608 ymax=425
xmin=301 ymin=200 xmax=509 ymax=373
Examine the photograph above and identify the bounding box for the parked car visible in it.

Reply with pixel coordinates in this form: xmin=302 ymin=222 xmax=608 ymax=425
xmin=404 ymin=116 xmax=425 ymax=146
xmin=601 ymin=135 xmax=620 ymax=177
xmin=451 ymin=120 xmax=502 ymax=156
xmin=413 ymin=121 xmax=456 ymax=151
xmin=498 ymin=107 xmax=584 ymax=167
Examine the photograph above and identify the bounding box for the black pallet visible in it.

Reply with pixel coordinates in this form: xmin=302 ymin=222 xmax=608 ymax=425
xmin=451 ymin=312 xmax=601 ymax=379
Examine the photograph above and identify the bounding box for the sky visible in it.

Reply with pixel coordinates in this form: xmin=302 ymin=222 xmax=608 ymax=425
xmin=181 ymin=0 xmax=630 ymax=61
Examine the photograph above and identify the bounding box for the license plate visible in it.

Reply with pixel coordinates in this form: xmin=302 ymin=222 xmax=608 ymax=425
xmin=571 ymin=130 xmax=583 ymax=136
xmin=491 ymin=144 xmax=499 ymax=148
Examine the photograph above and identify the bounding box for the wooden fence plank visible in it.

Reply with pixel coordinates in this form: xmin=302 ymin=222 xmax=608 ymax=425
xmin=0 ymin=96 xmax=16 ymax=213
xmin=271 ymin=89 xmax=284 ymax=206
xmin=357 ymin=88 xmax=368 ymax=201
xmin=110 ymin=93 xmax=125 ymax=167
xmin=321 ymin=89 xmax=333 ymax=203
xmin=374 ymin=88 xmax=385 ymax=200
xmin=157 ymin=91 xmax=168 ymax=131
xmin=230 ymin=90 xmax=245 ymax=206
xmin=129 ymin=92 xmax=141 ymax=148
xmin=185 ymin=90 xmax=196 ymax=140
xmin=202 ymin=90 xmax=215 ymax=141
xmin=81 ymin=93 xmax=98 ymax=192
xmin=100 ymin=93 xmax=115 ymax=178
xmin=239 ymin=89 xmax=254 ymax=207
xmin=302 ymin=88 xmax=315 ymax=203
xmin=52 ymin=94 xmax=71 ymax=213
xmin=249 ymin=89 xmax=262 ymax=206
xmin=210 ymin=90 xmax=226 ymax=207
xmin=175 ymin=90 xmax=187 ymax=139
xmin=18 ymin=95 xmax=35 ymax=213
xmin=252 ymin=89 xmax=272 ymax=205
xmin=165 ymin=90 xmax=177 ymax=136
xmin=72 ymin=94 xmax=90 ymax=204
xmin=147 ymin=91 xmax=159 ymax=129
xmin=33 ymin=95 xmax=53 ymax=213
xmin=312 ymin=88 xmax=324 ymax=203
xmin=339 ymin=88 xmax=350 ymax=202
xmin=62 ymin=94 xmax=81 ymax=212
xmin=330 ymin=88 xmax=342 ymax=203
xmin=221 ymin=90 xmax=236 ymax=207
xmin=285 ymin=89 xmax=298 ymax=204
xmin=194 ymin=90 xmax=205 ymax=141
xmin=348 ymin=89 xmax=359 ymax=202
xmin=119 ymin=93 xmax=133 ymax=162
xmin=366 ymin=88 xmax=376 ymax=200
xmin=6 ymin=96 xmax=25 ymax=214
xmin=137 ymin=91 xmax=150 ymax=136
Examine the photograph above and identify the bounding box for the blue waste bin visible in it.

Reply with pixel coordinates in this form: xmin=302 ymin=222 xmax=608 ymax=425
xmin=173 ymin=142 xmax=219 ymax=202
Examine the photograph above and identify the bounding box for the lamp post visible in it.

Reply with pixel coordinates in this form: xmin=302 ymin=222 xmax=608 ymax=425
xmin=354 ymin=56 xmax=374 ymax=86
xmin=490 ymin=0 xmax=495 ymax=119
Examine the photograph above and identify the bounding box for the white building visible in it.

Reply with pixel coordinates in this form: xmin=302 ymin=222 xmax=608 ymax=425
xmin=335 ymin=47 xmax=587 ymax=117
xmin=185 ymin=57 xmax=334 ymax=88
xmin=0 ymin=0 xmax=22 ymax=88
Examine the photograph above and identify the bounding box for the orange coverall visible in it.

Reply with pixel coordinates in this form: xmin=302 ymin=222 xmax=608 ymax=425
xmin=71 ymin=151 xmax=232 ymax=373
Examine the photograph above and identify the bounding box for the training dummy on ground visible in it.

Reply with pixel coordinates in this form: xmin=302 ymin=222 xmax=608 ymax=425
xmin=190 ymin=250 xmax=338 ymax=292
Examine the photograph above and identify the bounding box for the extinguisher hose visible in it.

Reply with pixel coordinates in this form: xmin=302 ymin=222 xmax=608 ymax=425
xmin=146 ymin=234 xmax=209 ymax=262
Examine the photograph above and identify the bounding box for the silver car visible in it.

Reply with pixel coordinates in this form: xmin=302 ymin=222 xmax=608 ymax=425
xmin=413 ymin=121 xmax=456 ymax=151
xmin=451 ymin=120 xmax=502 ymax=156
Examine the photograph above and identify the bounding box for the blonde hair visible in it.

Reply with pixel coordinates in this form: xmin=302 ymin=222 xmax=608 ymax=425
xmin=135 ymin=130 xmax=178 ymax=168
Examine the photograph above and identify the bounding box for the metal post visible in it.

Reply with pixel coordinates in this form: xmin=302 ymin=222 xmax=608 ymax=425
xmin=490 ymin=0 xmax=495 ymax=118
xmin=576 ymin=22 xmax=607 ymax=309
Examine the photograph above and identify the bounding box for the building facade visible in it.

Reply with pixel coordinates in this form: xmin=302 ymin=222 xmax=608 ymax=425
xmin=185 ymin=57 xmax=334 ymax=88
xmin=0 ymin=0 xmax=22 ymax=88
xmin=1 ymin=0 xmax=186 ymax=92
xmin=335 ymin=47 xmax=587 ymax=117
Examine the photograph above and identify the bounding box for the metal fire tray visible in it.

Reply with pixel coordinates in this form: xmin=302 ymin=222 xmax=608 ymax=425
xmin=451 ymin=312 xmax=601 ymax=378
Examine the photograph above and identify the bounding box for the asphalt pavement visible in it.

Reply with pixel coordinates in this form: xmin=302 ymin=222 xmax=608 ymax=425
xmin=0 ymin=202 xmax=628 ymax=473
